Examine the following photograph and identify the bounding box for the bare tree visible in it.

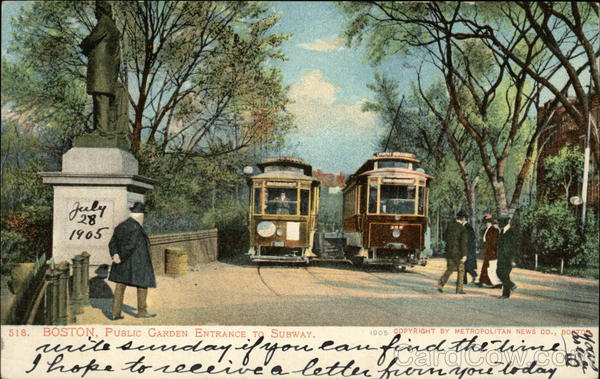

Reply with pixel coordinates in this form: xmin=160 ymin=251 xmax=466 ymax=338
xmin=452 ymin=1 xmax=600 ymax=167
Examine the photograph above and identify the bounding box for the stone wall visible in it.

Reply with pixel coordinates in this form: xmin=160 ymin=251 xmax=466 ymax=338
xmin=149 ymin=229 xmax=218 ymax=275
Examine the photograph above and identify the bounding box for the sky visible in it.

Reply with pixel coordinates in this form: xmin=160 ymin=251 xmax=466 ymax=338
xmin=1 ymin=2 xmax=19 ymax=47
xmin=267 ymin=2 xmax=398 ymax=174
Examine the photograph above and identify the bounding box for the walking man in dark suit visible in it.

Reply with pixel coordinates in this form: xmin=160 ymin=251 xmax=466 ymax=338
xmin=462 ymin=216 xmax=478 ymax=284
xmin=108 ymin=202 xmax=157 ymax=320
xmin=438 ymin=211 xmax=468 ymax=294
xmin=496 ymin=213 xmax=518 ymax=298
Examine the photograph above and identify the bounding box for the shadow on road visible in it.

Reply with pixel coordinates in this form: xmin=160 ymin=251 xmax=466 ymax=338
xmin=89 ymin=264 xmax=136 ymax=320
xmin=218 ymin=253 xmax=430 ymax=277
xmin=89 ymin=264 xmax=113 ymax=320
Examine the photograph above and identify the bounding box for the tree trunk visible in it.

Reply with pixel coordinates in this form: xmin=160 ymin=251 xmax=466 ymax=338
xmin=510 ymin=157 xmax=532 ymax=210
xmin=469 ymin=176 xmax=480 ymax=251
xmin=131 ymin=111 xmax=143 ymax=153
xmin=493 ymin=179 xmax=509 ymax=214
xmin=437 ymin=212 xmax=440 ymax=249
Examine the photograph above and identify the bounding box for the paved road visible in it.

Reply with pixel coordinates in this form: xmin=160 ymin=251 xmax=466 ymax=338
xmin=76 ymin=256 xmax=599 ymax=326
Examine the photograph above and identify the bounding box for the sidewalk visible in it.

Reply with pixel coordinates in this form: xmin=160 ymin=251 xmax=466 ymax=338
xmin=72 ymin=256 xmax=599 ymax=326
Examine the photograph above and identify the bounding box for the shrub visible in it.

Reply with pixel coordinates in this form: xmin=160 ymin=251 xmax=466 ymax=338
xmin=144 ymin=211 xmax=203 ymax=235
xmin=202 ymin=201 xmax=248 ymax=258
xmin=1 ymin=205 xmax=52 ymax=277
xmin=520 ymin=202 xmax=599 ymax=268
xmin=0 ymin=230 xmax=29 ymax=276
xmin=520 ymin=202 xmax=582 ymax=265
xmin=569 ymin=215 xmax=599 ymax=267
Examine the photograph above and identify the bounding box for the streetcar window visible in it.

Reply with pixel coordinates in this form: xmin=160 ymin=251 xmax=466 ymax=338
xmin=343 ymin=187 xmax=356 ymax=217
xmin=264 ymin=165 xmax=303 ymax=174
xmin=378 ymin=160 xmax=410 ymax=169
xmin=380 ymin=185 xmax=415 ymax=215
xmin=300 ymin=189 xmax=310 ymax=215
xmin=418 ymin=186 xmax=425 ymax=215
xmin=360 ymin=185 xmax=367 ymax=214
xmin=265 ymin=187 xmax=297 ymax=215
xmin=254 ymin=187 xmax=262 ymax=214
xmin=368 ymin=182 xmax=377 ymax=214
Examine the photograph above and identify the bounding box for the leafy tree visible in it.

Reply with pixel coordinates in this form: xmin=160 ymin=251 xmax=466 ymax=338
xmin=318 ymin=191 xmax=343 ymax=232
xmin=201 ymin=200 xmax=249 ymax=258
xmin=521 ymin=201 xmax=582 ymax=264
xmin=362 ymin=72 xmax=525 ymax=251
xmin=455 ymin=2 xmax=600 ymax=167
xmin=0 ymin=157 xmax=52 ymax=273
xmin=364 ymin=72 xmax=483 ymax=226
xmin=362 ymin=73 xmax=447 ymax=168
xmin=4 ymin=1 xmax=293 ymax=164
xmin=520 ymin=166 xmax=597 ymax=269
xmin=338 ymin=1 xmax=580 ymax=214
xmin=543 ymin=145 xmax=584 ymax=205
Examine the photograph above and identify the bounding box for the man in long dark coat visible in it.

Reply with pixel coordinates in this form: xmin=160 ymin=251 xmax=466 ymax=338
xmin=108 ymin=202 xmax=156 ymax=319
xmin=496 ymin=214 xmax=518 ymax=298
xmin=80 ymin=1 xmax=120 ymax=133
xmin=462 ymin=217 xmax=478 ymax=284
xmin=477 ymin=214 xmax=501 ymax=287
xmin=438 ymin=211 xmax=468 ymax=294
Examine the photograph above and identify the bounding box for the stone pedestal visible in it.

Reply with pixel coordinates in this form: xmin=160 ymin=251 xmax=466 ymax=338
xmin=40 ymin=148 xmax=156 ymax=265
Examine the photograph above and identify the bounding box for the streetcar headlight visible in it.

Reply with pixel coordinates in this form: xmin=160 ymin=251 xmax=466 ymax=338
xmin=276 ymin=228 xmax=284 ymax=237
xmin=257 ymin=221 xmax=276 ymax=237
xmin=392 ymin=230 xmax=401 ymax=238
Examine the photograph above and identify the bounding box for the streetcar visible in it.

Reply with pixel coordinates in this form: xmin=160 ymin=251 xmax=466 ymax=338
xmin=246 ymin=157 xmax=321 ymax=263
xmin=342 ymin=152 xmax=433 ymax=268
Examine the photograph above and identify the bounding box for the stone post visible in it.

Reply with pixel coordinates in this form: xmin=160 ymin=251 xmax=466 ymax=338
xmin=57 ymin=261 xmax=70 ymax=325
xmin=71 ymin=255 xmax=83 ymax=315
xmin=45 ymin=269 xmax=60 ymax=325
xmin=39 ymin=149 xmax=156 ymax=265
xmin=80 ymin=251 xmax=91 ymax=306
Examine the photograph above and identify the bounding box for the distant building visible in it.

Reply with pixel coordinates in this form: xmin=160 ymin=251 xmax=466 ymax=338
xmin=313 ymin=169 xmax=345 ymax=194
xmin=536 ymin=94 xmax=599 ymax=207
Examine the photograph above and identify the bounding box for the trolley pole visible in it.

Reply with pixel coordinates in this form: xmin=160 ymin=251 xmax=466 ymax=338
xmin=581 ymin=78 xmax=594 ymax=230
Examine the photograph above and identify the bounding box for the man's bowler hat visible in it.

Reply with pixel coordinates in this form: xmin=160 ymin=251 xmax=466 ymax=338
xmin=456 ymin=210 xmax=468 ymax=219
xmin=129 ymin=202 xmax=146 ymax=214
xmin=483 ymin=213 xmax=496 ymax=223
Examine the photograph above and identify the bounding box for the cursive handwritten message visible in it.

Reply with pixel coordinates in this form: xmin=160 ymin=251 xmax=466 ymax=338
xmin=65 ymin=199 xmax=112 ymax=245
xmin=2 ymin=326 xmax=598 ymax=379
xmin=565 ymin=330 xmax=598 ymax=374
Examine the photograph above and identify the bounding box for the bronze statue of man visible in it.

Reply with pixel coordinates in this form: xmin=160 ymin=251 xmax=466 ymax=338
xmin=80 ymin=1 xmax=120 ymax=133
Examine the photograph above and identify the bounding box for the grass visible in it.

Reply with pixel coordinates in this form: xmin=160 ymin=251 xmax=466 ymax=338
xmin=526 ymin=264 xmax=599 ymax=280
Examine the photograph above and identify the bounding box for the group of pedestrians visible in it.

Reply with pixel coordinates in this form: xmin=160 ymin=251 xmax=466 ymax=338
xmin=437 ymin=210 xmax=518 ymax=298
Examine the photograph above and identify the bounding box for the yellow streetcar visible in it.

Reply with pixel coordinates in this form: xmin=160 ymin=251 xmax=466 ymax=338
xmin=246 ymin=157 xmax=321 ymax=263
